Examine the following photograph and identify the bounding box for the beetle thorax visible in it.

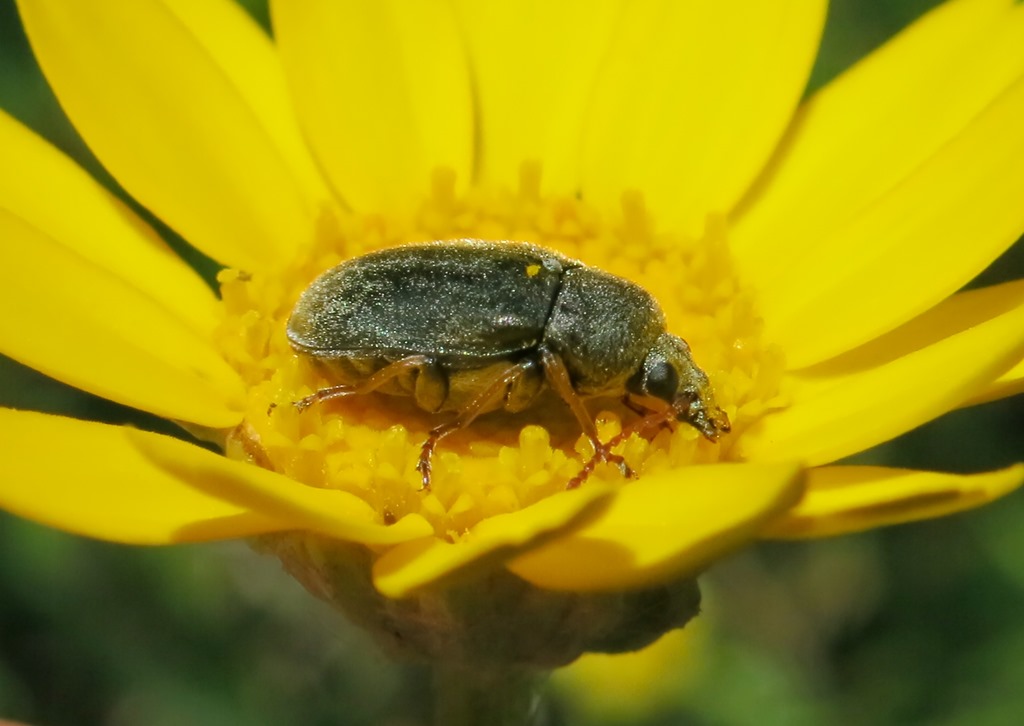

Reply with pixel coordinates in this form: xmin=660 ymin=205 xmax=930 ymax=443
xmin=543 ymin=267 xmax=665 ymax=395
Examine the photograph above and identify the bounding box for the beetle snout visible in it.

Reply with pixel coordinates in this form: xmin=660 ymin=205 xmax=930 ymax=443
xmin=705 ymin=406 xmax=732 ymax=439
xmin=677 ymin=395 xmax=731 ymax=442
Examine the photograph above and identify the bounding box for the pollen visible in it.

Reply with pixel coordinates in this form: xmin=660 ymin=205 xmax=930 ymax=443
xmin=213 ymin=166 xmax=786 ymax=538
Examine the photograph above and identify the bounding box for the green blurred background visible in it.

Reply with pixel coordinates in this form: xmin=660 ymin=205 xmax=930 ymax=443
xmin=1 ymin=1 xmax=1022 ymax=724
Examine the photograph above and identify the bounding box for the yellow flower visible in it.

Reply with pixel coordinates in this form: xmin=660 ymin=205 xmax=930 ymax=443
xmin=1 ymin=0 xmax=1022 ymax=661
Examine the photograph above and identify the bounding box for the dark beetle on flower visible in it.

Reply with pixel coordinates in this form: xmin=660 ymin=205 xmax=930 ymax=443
xmin=286 ymin=239 xmax=730 ymax=488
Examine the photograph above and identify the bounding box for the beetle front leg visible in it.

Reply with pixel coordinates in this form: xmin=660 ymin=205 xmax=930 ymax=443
xmin=569 ymin=406 xmax=679 ymax=489
xmin=623 ymin=394 xmax=677 ymax=435
xmin=566 ymin=439 xmax=637 ymax=489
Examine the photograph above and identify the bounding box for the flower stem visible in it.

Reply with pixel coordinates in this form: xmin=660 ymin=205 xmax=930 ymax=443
xmin=432 ymin=666 xmax=546 ymax=726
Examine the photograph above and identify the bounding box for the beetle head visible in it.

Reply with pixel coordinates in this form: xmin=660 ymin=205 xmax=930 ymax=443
xmin=628 ymin=334 xmax=731 ymax=442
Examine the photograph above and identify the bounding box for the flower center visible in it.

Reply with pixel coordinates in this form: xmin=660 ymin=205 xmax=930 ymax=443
xmin=213 ymin=166 xmax=785 ymax=537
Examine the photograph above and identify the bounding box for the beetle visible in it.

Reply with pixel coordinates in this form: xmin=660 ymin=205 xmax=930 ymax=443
xmin=286 ymin=239 xmax=730 ymax=489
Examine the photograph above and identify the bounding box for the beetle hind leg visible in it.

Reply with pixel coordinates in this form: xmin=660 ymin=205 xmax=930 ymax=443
xmin=292 ymin=384 xmax=357 ymax=412
xmin=292 ymin=355 xmax=438 ymax=412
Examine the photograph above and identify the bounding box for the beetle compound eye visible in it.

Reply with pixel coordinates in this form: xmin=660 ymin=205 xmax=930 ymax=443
xmin=645 ymin=360 xmax=679 ymax=402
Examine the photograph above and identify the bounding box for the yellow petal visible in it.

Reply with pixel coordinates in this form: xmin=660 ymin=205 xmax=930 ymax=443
xmin=452 ymin=0 xmax=624 ymax=193
xmin=272 ymin=0 xmax=473 ymax=213
xmin=737 ymin=280 xmax=1024 ymax=466
xmin=16 ymin=0 xmax=323 ymax=270
xmin=763 ymin=464 xmax=1024 ymax=538
xmin=736 ymin=0 xmax=1024 ymax=251
xmin=733 ymin=0 xmax=1024 ymax=367
xmin=964 ymin=358 xmax=1024 ymax=407
xmin=158 ymin=0 xmax=334 ymax=210
xmin=0 ymin=409 xmax=282 ymax=545
xmin=127 ymin=426 xmax=433 ymax=545
xmin=580 ymin=0 xmax=826 ymax=238
xmin=0 ymin=409 xmax=432 ymax=544
xmin=371 ymin=485 xmax=614 ymax=598
xmin=0 ymin=109 xmax=218 ymax=339
xmin=507 ymin=463 xmax=806 ymax=592
xmin=0 ymin=209 xmax=245 ymax=428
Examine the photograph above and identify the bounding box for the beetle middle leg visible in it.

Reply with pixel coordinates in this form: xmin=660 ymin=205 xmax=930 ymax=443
xmin=538 ymin=347 xmax=636 ymax=488
xmin=415 ymin=359 xmax=540 ymax=490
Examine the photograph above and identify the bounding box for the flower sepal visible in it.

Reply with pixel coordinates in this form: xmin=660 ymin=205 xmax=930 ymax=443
xmin=258 ymin=531 xmax=701 ymax=669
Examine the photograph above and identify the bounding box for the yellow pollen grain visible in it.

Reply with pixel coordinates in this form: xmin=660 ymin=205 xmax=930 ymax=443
xmin=213 ymin=165 xmax=784 ymax=537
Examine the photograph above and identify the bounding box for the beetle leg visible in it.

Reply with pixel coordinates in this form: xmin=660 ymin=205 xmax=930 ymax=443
xmin=622 ymin=394 xmax=677 ymax=435
xmin=622 ymin=395 xmax=650 ymax=418
xmin=566 ymin=422 xmax=637 ymax=490
xmin=565 ymin=426 xmax=637 ymax=490
xmin=292 ymin=355 xmax=436 ymax=412
xmin=412 ymin=359 xmax=449 ymax=413
xmin=567 ymin=408 xmax=676 ymax=489
xmin=539 ymin=347 xmax=599 ymax=440
xmin=539 ymin=347 xmax=635 ymax=487
xmin=416 ymin=359 xmax=537 ymax=490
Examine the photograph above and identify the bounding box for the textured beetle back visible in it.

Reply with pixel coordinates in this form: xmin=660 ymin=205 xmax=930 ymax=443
xmin=287 ymin=240 xmax=575 ymax=363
